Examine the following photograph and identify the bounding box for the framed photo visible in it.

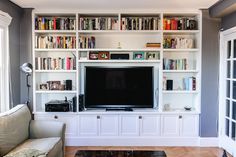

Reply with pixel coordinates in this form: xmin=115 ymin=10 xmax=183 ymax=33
xmin=98 ymin=51 xmax=110 ymax=60
xmin=89 ymin=52 xmax=98 ymax=60
xmin=133 ymin=51 xmax=144 ymax=60
xmin=47 ymin=81 xmax=61 ymax=90
xmin=39 ymin=83 xmax=48 ymax=90
xmin=146 ymin=52 xmax=159 ymax=60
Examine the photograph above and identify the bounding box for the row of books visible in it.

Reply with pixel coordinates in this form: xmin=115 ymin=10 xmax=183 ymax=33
xmin=183 ymin=77 xmax=196 ymax=91
xmin=163 ymin=37 xmax=194 ymax=49
xmin=163 ymin=17 xmax=197 ymax=30
xmin=78 ymin=36 xmax=95 ymax=49
xmin=35 ymin=57 xmax=76 ymax=70
xmin=35 ymin=35 xmax=76 ymax=49
xmin=79 ymin=17 xmax=119 ymax=30
xmin=163 ymin=58 xmax=187 ymax=70
xmin=35 ymin=17 xmax=76 ymax=30
xmin=121 ymin=17 xmax=160 ymax=30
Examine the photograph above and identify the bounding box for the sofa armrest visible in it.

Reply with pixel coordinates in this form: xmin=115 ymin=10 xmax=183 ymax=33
xmin=29 ymin=120 xmax=66 ymax=142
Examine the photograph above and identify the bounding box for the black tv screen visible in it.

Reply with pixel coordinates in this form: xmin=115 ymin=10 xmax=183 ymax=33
xmin=85 ymin=67 xmax=153 ymax=108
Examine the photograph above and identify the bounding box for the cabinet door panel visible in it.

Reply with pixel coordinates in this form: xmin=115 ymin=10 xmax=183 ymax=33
xmin=181 ymin=115 xmax=199 ymax=137
xmin=100 ymin=115 xmax=119 ymax=136
xmin=161 ymin=115 xmax=179 ymax=136
xmin=34 ymin=114 xmax=77 ymax=136
xmin=140 ymin=115 xmax=160 ymax=136
xmin=78 ymin=115 xmax=98 ymax=136
xmin=120 ymin=115 xmax=139 ymax=136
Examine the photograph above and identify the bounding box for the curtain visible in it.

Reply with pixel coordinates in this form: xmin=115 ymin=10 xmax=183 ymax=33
xmin=0 ymin=10 xmax=12 ymax=112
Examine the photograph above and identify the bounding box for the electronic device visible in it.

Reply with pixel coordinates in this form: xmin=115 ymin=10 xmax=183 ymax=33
xmin=79 ymin=94 xmax=85 ymax=111
xmin=45 ymin=97 xmax=70 ymax=112
xmin=110 ymin=54 xmax=129 ymax=60
xmin=72 ymin=96 xmax=77 ymax=112
xmin=166 ymin=80 xmax=173 ymax=90
xmin=85 ymin=67 xmax=153 ymax=108
xmin=65 ymin=80 xmax=72 ymax=90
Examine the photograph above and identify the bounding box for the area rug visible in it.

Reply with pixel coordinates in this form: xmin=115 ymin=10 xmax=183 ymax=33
xmin=75 ymin=150 xmax=167 ymax=157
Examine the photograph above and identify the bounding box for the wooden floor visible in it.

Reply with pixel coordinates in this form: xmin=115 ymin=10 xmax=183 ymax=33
xmin=65 ymin=146 xmax=232 ymax=157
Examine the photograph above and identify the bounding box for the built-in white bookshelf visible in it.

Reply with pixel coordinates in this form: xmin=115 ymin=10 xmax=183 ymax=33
xmin=32 ymin=11 xmax=201 ymax=146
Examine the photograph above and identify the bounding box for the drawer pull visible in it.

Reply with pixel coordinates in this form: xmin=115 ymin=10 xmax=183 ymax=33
xmin=139 ymin=116 xmax=142 ymax=119
xmin=54 ymin=115 xmax=58 ymax=119
xmin=179 ymin=115 xmax=182 ymax=119
xmin=97 ymin=116 xmax=100 ymax=119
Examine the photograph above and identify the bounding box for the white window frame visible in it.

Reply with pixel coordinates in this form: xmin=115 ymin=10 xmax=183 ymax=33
xmin=0 ymin=10 xmax=12 ymax=112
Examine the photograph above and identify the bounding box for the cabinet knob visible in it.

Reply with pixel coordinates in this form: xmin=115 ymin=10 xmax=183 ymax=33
xmin=139 ymin=116 xmax=142 ymax=119
xmin=97 ymin=115 xmax=100 ymax=119
xmin=179 ymin=115 xmax=182 ymax=119
xmin=54 ymin=115 xmax=58 ymax=119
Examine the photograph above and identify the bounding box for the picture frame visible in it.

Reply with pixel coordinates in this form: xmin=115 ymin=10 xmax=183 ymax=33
xmin=89 ymin=51 xmax=98 ymax=60
xmin=146 ymin=52 xmax=159 ymax=60
xmin=39 ymin=83 xmax=48 ymax=90
xmin=133 ymin=51 xmax=144 ymax=60
xmin=47 ymin=81 xmax=61 ymax=90
xmin=98 ymin=51 xmax=110 ymax=60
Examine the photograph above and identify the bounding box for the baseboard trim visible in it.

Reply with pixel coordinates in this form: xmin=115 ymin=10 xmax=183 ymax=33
xmin=199 ymin=137 xmax=219 ymax=147
xmin=66 ymin=137 xmax=200 ymax=146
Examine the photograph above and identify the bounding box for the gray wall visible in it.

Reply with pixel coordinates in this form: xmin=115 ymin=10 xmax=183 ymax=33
xmin=0 ymin=0 xmax=23 ymax=106
xmin=20 ymin=9 xmax=33 ymax=110
xmin=200 ymin=9 xmax=221 ymax=137
xmin=222 ymin=11 xmax=236 ymax=30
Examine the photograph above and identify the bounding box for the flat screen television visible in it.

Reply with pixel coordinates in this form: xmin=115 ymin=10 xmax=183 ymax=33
xmin=85 ymin=67 xmax=153 ymax=108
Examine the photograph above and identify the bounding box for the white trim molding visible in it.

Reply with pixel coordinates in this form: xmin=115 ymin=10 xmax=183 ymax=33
xmin=199 ymin=137 xmax=219 ymax=147
xmin=0 ymin=10 xmax=12 ymax=112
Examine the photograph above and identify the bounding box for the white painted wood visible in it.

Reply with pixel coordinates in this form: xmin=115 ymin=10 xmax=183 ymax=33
xmin=140 ymin=115 xmax=161 ymax=136
xmin=99 ymin=115 xmax=119 ymax=136
xmin=120 ymin=115 xmax=140 ymax=136
xmin=78 ymin=115 xmax=98 ymax=136
xmin=34 ymin=114 xmax=77 ymax=136
xmin=180 ymin=115 xmax=199 ymax=137
xmin=161 ymin=115 xmax=180 ymax=136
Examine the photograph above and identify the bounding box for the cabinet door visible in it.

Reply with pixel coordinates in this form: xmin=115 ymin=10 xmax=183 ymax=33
xmin=34 ymin=114 xmax=77 ymax=137
xmin=78 ymin=115 xmax=98 ymax=136
xmin=180 ymin=115 xmax=199 ymax=137
xmin=161 ymin=115 xmax=180 ymax=136
xmin=99 ymin=115 xmax=119 ymax=136
xmin=120 ymin=115 xmax=139 ymax=136
xmin=140 ymin=115 xmax=160 ymax=136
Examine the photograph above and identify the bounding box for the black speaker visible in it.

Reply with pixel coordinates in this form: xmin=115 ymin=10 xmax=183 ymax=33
xmin=72 ymin=96 xmax=77 ymax=112
xmin=65 ymin=80 xmax=72 ymax=90
xmin=79 ymin=94 xmax=85 ymax=111
xmin=166 ymin=80 xmax=173 ymax=90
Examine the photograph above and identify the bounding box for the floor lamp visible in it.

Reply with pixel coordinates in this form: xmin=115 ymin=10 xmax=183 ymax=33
xmin=20 ymin=63 xmax=32 ymax=106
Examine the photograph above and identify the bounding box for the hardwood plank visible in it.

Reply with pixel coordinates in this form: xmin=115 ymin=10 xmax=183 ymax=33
xmin=65 ymin=146 xmax=232 ymax=157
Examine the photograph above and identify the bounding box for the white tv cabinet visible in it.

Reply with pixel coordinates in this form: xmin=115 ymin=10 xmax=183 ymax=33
xmin=32 ymin=10 xmax=202 ymax=146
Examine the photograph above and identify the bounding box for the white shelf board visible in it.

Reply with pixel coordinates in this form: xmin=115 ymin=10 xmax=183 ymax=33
xmin=78 ymin=30 xmax=162 ymax=34
xmin=33 ymin=111 xmax=78 ymax=115
xmin=78 ymin=48 xmax=161 ymax=52
xmin=34 ymin=30 xmax=76 ymax=34
xmin=35 ymin=49 xmax=76 ymax=52
xmin=35 ymin=70 xmax=76 ymax=73
xmin=163 ymin=48 xmax=199 ymax=52
xmin=35 ymin=90 xmax=77 ymax=94
xmin=162 ymin=90 xmax=198 ymax=94
xmin=163 ymin=70 xmax=199 ymax=73
xmin=78 ymin=60 xmax=160 ymax=63
xmin=163 ymin=30 xmax=200 ymax=34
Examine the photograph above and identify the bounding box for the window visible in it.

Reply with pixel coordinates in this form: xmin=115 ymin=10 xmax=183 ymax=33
xmin=0 ymin=11 xmax=12 ymax=112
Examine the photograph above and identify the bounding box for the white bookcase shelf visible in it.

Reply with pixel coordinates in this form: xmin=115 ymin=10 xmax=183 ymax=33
xmin=32 ymin=11 xmax=201 ymax=145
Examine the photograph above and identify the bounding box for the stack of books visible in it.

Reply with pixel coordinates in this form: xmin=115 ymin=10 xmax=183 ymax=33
xmin=146 ymin=43 xmax=161 ymax=48
xmin=183 ymin=77 xmax=196 ymax=91
xmin=163 ymin=17 xmax=197 ymax=30
xmin=78 ymin=36 xmax=95 ymax=49
xmin=35 ymin=57 xmax=76 ymax=70
xmin=163 ymin=58 xmax=187 ymax=70
xmin=121 ymin=17 xmax=160 ymax=30
xmin=79 ymin=17 xmax=118 ymax=30
xmin=35 ymin=17 xmax=76 ymax=30
xmin=163 ymin=37 xmax=194 ymax=49
xmin=35 ymin=35 xmax=76 ymax=49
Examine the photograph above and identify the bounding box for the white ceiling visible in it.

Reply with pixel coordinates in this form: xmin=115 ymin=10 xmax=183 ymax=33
xmin=10 ymin=0 xmax=218 ymax=11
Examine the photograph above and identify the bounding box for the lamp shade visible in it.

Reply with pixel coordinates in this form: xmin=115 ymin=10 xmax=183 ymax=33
xmin=20 ymin=63 xmax=33 ymax=74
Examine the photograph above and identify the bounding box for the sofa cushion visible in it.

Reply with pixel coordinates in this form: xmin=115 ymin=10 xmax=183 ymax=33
xmin=0 ymin=105 xmax=31 ymax=156
xmin=5 ymin=137 xmax=62 ymax=157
